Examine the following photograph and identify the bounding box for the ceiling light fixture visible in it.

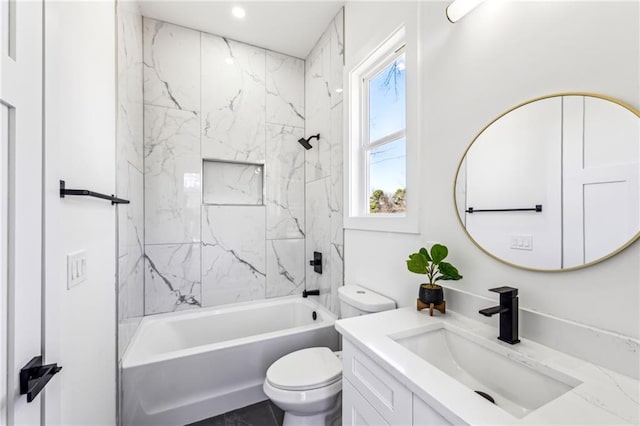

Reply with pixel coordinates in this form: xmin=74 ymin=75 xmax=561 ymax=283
xmin=225 ymin=57 xmax=234 ymax=65
xmin=446 ymin=0 xmax=485 ymax=23
xmin=232 ymin=6 xmax=246 ymax=19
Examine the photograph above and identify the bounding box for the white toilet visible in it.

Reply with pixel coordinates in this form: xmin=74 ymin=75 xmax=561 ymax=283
xmin=263 ymin=285 xmax=396 ymax=426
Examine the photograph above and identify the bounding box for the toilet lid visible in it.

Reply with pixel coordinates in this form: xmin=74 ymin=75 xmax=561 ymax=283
xmin=266 ymin=347 xmax=342 ymax=391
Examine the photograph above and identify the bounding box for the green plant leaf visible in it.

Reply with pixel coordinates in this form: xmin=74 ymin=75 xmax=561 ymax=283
xmin=438 ymin=261 xmax=463 ymax=280
xmin=430 ymin=244 xmax=448 ymax=265
xmin=406 ymin=253 xmax=428 ymax=274
xmin=419 ymin=247 xmax=431 ymax=262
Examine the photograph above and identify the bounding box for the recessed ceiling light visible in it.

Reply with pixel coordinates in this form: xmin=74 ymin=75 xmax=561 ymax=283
xmin=225 ymin=57 xmax=235 ymax=65
xmin=232 ymin=6 xmax=246 ymax=19
xmin=335 ymin=88 xmax=343 ymax=94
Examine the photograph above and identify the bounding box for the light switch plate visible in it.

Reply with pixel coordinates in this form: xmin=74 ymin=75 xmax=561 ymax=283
xmin=67 ymin=250 xmax=87 ymax=289
xmin=510 ymin=235 xmax=533 ymax=251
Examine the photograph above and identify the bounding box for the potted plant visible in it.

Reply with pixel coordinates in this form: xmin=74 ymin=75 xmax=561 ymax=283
xmin=406 ymin=244 xmax=463 ymax=305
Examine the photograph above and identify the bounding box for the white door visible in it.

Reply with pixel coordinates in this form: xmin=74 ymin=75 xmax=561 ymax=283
xmin=1 ymin=0 xmax=46 ymax=424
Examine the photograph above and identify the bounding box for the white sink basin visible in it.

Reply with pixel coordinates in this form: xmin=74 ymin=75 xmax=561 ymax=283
xmin=392 ymin=324 xmax=582 ymax=419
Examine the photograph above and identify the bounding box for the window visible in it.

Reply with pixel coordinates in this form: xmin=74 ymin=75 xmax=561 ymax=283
xmin=364 ymin=50 xmax=406 ymax=214
xmin=346 ymin=26 xmax=418 ymax=233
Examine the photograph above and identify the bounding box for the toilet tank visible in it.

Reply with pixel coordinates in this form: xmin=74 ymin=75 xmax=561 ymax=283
xmin=338 ymin=285 xmax=396 ymax=318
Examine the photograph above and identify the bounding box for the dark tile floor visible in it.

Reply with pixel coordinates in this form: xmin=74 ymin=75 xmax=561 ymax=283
xmin=187 ymin=400 xmax=284 ymax=426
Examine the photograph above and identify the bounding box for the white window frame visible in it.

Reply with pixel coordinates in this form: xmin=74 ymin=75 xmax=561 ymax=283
xmin=361 ymin=47 xmax=406 ymax=217
xmin=345 ymin=25 xmax=420 ymax=233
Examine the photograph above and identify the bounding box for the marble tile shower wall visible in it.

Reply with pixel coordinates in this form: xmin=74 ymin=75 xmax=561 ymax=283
xmin=142 ymin=17 xmax=309 ymax=314
xmin=117 ymin=3 xmax=144 ymax=358
xmin=305 ymin=10 xmax=344 ymax=315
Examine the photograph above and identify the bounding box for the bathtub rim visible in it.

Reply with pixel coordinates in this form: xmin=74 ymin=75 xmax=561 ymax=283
xmin=122 ymin=295 xmax=337 ymax=369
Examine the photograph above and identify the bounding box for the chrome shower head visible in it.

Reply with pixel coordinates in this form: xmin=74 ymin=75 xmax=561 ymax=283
xmin=298 ymin=134 xmax=320 ymax=150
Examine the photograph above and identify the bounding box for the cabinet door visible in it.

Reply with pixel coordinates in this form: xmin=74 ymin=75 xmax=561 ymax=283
xmin=413 ymin=395 xmax=452 ymax=426
xmin=343 ymin=379 xmax=391 ymax=426
xmin=343 ymin=341 xmax=412 ymax=423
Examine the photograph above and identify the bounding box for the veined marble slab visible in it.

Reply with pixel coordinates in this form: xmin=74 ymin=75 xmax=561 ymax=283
xmin=266 ymin=239 xmax=305 ymax=298
xmin=117 ymin=2 xmax=145 ymax=358
xmin=329 ymin=8 xmax=344 ymax=108
xmin=329 ymin=102 xmax=343 ymax=246
xmin=118 ymin=163 xmax=144 ymax=321
xmin=118 ymin=9 xmax=144 ymax=172
xmin=305 ymin=177 xmax=331 ymax=310
xmin=303 ymin=12 xmax=345 ymax=316
xmin=144 ymin=105 xmax=201 ymax=245
xmin=201 ymin=206 xmax=266 ymax=307
xmin=144 ymin=243 xmax=201 ymax=315
xmin=266 ymin=124 xmax=305 ymax=239
xmin=143 ymin=18 xmax=200 ymax=112
xmin=329 ymin=243 xmax=344 ymax=316
xmin=266 ymin=51 xmax=305 ymax=128
xmin=304 ymin=32 xmax=331 ymax=183
xmin=201 ymin=34 xmax=266 ymax=163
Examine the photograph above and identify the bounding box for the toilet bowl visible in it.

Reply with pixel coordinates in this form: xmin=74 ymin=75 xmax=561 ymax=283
xmin=263 ymin=285 xmax=396 ymax=426
xmin=264 ymin=347 xmax=342 ymax=426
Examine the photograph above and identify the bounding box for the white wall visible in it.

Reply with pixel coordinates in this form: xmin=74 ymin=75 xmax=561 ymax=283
xmin=44 ymin=1 xmax=117 ymax=424
xmin=344 ymin=0 xmax=639 ymax=346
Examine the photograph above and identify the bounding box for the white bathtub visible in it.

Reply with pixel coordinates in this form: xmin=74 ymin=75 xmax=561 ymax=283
xmin=121 ymin=296 xmax=339 ymax=426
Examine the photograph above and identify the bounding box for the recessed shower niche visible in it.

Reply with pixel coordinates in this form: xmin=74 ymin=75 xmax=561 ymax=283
xmin=202 ymin=159 xmax=264 ymax=205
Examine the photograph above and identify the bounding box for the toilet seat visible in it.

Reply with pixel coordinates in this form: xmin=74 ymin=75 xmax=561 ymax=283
xmin=263 ymin=376 xmax=342 ymax=417
xmin=266 ymin=347 xmax=342 ymax=391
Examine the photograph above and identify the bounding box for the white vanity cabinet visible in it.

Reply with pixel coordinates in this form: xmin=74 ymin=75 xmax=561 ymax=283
xmin=343 ymin=379 xmax=390 ymax=425
xmin=413 ymin=395 xmax=451 ymax=426
xmin=342 ymin=340 xmax=452 ymax=426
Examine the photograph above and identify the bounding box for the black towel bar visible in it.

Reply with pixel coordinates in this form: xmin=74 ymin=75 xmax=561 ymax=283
xmin=59 ymin=180 xmax=130 ymax=205
xmin=466 ymin=204 xmax=542 ymax=214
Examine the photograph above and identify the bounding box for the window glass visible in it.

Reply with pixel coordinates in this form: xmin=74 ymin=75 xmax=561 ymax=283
xmin=368 ymin=54 xmax=406 ymax=142
xmin=368 ymin=137 xmax=406 ymax=213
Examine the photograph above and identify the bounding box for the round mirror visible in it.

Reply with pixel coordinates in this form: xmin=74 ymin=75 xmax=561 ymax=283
xmin=454 ymin=93 xmax=640 ymax=271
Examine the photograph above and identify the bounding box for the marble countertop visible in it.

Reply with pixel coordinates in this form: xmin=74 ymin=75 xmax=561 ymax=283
xmin=335 ymin=308 xmax=640 ymax=425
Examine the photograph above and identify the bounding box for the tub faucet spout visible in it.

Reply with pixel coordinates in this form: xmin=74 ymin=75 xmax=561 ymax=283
xmin=302 ymin=289 xmax=320 ymax=298
xmin=479 ymin=286 xmax=520 ymax=344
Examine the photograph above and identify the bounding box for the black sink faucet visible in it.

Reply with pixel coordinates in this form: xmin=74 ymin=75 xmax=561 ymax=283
xmin=479 ymin=286 xmax=520 ymax=344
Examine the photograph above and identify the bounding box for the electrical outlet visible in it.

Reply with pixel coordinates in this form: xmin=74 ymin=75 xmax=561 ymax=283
xmin=67 ymin=250 xmax=87 ymax=289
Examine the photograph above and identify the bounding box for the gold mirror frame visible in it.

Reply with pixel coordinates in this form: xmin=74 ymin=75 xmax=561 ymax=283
xmin=453 ymin=92 xmax=640 ymax=272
